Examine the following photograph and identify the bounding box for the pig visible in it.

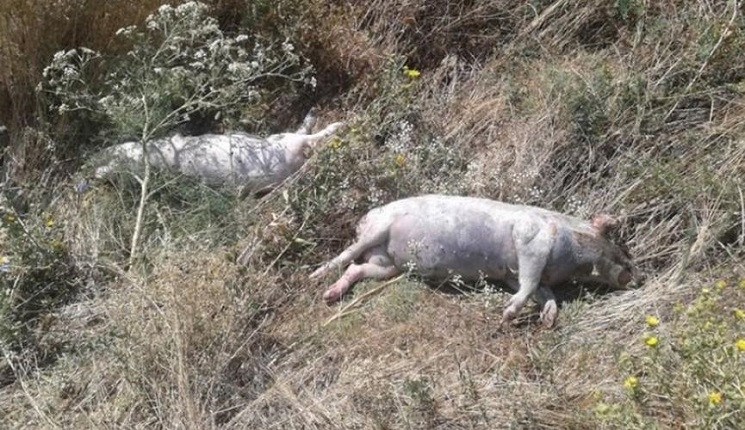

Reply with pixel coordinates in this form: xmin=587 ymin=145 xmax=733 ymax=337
xmin=92 ymin=110 xmax=344 ymax=193
xmin=310 ymin=194 xmax=638 ymax=328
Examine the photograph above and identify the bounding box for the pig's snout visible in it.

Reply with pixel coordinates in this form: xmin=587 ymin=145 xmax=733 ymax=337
xmin=618 ymin=268 xmax=644 ymax=289
xmin=618 ymin=270 xmax=632 ymax=287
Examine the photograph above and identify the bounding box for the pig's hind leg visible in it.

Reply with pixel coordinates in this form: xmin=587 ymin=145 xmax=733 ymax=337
xmin=310 ymin=239 xmax=375 ymax=280
xmin=310 ymin=216 xmax=388 ymax=279
xmin=322 ymin=247 xmax=400 ymax=304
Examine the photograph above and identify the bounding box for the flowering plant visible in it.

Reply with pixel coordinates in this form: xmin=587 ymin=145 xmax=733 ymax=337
xmin=39 ymin=1 xmax=315 ymax=139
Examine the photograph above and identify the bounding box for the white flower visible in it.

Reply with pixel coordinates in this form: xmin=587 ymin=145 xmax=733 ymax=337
xmin=387 ymin=121 xmax=413 ymax=152
xmin=115 ymin=26 xmax=134 ymax=36
xmin=228 ymin=62 xmax=250 ymax=75
xmin=235 ymin=34 xmax=249 ymax=43
xmin=146 ymin=18 xmax=158 ymax=31
xmin=176 ymin=1 xmax=203 ymax=14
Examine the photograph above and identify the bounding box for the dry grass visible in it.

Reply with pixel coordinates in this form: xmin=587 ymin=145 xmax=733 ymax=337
xmin=2 ymin=0 xmax=745 ymax=428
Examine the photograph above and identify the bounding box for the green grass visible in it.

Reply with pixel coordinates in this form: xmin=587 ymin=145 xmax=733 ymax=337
xmin=2 ymin=0 xmax=745 ymax=428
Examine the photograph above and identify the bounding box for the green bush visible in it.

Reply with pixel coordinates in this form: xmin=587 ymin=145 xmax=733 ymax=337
xmin=603 ymin=279 xmax=745 ymax=428
xmin=0 ymin=198 xmax=75 ymax=349
xmin=291 ymin=60 xmax=468 ymax=257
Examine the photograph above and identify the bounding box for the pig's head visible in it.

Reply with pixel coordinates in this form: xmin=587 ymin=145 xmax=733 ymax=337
xmin=582 ymin=214 xmax=641 ymax=289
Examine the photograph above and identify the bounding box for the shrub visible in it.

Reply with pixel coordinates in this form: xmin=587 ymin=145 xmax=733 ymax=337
xmin=0 ymin=193 xmax=76 ymax=351
xmin=287 ymin=60 xmax=469 ymax=258
xmin=603 ymin=279 xmax=745 ymax=428
xmin=38 ymin=1 xmax=315 ymax=142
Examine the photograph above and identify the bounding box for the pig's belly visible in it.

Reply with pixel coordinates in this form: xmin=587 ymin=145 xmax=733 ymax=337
xmin=386 ymin=212 xmax=517 ymax=281
xmin=175 ymin=143 xmax=288 ymax=187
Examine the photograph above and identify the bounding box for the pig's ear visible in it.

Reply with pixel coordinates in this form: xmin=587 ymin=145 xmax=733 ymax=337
xmin=301 ymin=142 xmax=314 ymax=159
xmin=591 ymin=213 xmax=619 ymax=236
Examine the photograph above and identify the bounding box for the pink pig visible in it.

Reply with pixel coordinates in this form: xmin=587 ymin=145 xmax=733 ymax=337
xmin=94 ymin=111 xmax=343 ymax=193
xmin=311 ymin=195 xmax=639 ymax=328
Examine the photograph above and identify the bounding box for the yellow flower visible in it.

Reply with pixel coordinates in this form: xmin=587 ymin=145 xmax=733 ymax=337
xmin=715 ymin=280 xmax=727 ymax=290
xmin=5 ymin=214 xmax=16 ymax=223
xmin=701 ymin=288 xmax=710 ymax=295
xmin=708 ymin=391 xmax=723 ymax=406
xmin=329 ymin=137 xmax=343 ymax=150
xmin=394 ymin=154 xmax=406 ymax=168
xmin=735 ymin=309 xmax=745 ymax=321
xmin=404 ymin=68 xmax=421 ymax=79
xmin=51 ymin=239 xmax=65 ymax=252
xmin=0 ymin=256 xmax=8 ymax=264
xmin=595 ymin=402 xmax=611 ymax=414
xmin=739 ymin=279 xmax=745 ymax=289
xmin=45 ymin=219 xmax=55 ymax=228
xmin=645 ymin=315 xmax=660 ymax=327
xmin=644 ymin=335 xmax=659 ymax=348
xmin=736 ymin=339 xmax=745 ymax=352
xmin=623 ymin=376 xmax=638 ymax=390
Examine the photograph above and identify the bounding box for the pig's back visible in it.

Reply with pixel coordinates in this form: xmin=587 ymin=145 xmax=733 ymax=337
xmin=382 ymin=196 xmax=524 ymax=280
xmin=376 ymin=195 xmax=590 ymax=281
xmin=379 ymin=194 xmax=594 ymax=237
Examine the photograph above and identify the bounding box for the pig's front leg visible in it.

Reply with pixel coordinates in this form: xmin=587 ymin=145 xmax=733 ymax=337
xmin=501 ymin=223 xmax=551 ymax=326
xmin=504 ymin=279 xmax=558 ymax=328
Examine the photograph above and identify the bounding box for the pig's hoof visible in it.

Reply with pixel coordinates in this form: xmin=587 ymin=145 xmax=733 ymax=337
xmin=499 ymin=314 xmax=515 ymax=330
xmin=323 ymin=288 xmax=342 ymax=305
xmin=500 ymin=305 xmax=518 ymax=328
xmin=310 ymin=267 xmax=326 ymax=280
xmin=540 ymin=301 xmax=558 ymax=328
xmin=492 ymin=325 xmax=507 ymax=337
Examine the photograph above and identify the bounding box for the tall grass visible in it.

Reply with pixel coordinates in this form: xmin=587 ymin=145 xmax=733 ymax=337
xmin=2 ymin=0 xmax=745 ymax=428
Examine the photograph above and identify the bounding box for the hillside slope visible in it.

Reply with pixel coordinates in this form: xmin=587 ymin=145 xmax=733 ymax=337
xmin=1 ymin=1 xmax=745 ymax=428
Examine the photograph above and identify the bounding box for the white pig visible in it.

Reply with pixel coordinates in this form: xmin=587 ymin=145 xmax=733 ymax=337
xmin=93 ymin=111 xmax=343 ymax=193
xmin=311 ymin=194 xmax=639 ymax=328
